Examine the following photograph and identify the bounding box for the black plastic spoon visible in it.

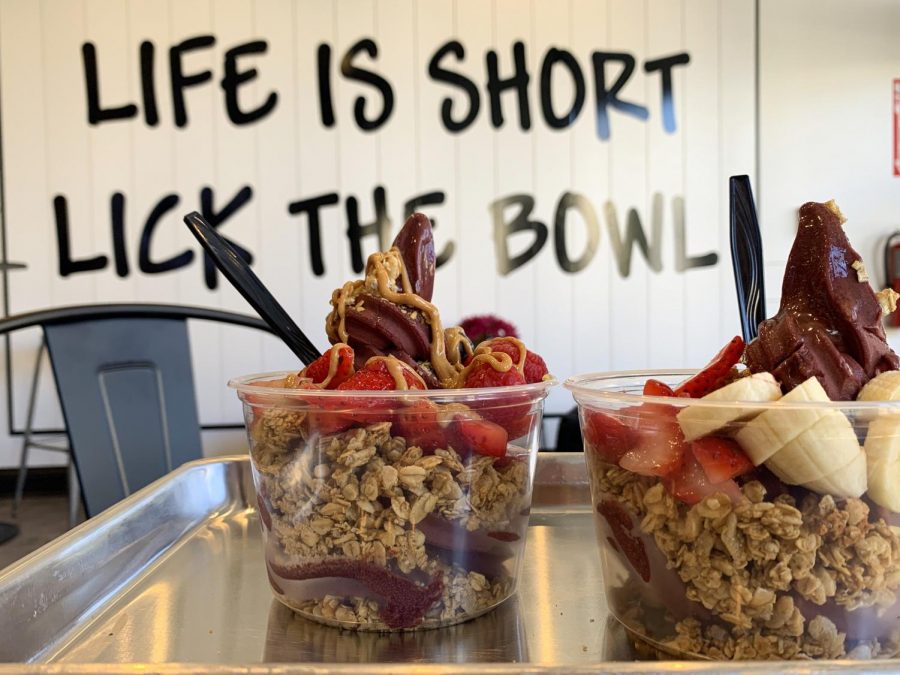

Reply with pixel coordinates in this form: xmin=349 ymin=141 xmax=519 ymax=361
xmin=729 ymin=175 xmax=766 ymax=343
xmin=183 ymin=211 xmax=321 ymax=366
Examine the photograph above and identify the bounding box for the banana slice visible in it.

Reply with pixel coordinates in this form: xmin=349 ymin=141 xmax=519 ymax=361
xmin=765 ymin=410 xmax=860 ymax=484
xmin=734 ymin=376 xmax=831 ymax=465
xmin=858 ymin=371 xmax=900 ymax=401
xmin=864 ymin=414 xmax=900 ymax=511
xmin=803 ymin=450 xmax=867 ymax=498
xmin=676 ymin=372 xmax=782 ymax=442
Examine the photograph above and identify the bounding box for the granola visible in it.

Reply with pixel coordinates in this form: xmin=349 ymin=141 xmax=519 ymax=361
xmin=590 ymin=456 xmax=900 ymax=660
xmin=296 ymin=569 xmax=515 ymax=630
xmin=251 ymin=412 xmax=529 ymax=630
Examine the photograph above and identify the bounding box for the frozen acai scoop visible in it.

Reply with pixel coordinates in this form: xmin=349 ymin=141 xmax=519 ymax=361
xmin=324 ymin=213 xmax=469 ymax=388
xmin=744 ymin=201 xmax=900 ymax=399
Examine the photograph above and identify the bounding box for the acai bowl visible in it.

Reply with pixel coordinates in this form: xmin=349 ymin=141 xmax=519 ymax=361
xmin=231 ymin=212 xmax=555 ymax=631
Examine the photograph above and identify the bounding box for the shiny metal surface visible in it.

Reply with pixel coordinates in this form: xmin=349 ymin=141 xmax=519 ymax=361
xmin=1 ymin=454 xmax=898 ymax=673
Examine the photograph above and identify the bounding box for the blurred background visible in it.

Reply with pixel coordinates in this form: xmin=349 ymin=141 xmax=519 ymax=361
xmin=0 ymin=0 xmax=897 ymax=474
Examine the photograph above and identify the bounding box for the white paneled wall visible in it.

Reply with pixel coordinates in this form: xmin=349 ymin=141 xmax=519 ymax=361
xmin=0 ymin=0 xmax=755 ymax=467
xmin=759 ymin=0 xmax=900 ymax=317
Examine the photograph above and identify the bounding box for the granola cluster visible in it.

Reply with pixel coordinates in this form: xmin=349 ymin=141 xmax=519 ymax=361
xmin=590 ymin=458 xmax=900 ymax=659
xmin=250 ymin=412 xmax=528 ymax=628
xmin=296 ymin=570 xmax=515 ymax=630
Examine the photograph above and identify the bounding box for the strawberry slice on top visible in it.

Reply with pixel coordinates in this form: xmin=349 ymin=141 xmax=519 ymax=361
xmin=462 ymin=359 xmax=527 ymax=389
xmin=460 ymin=337 xmax=552 ymax=439
xmin=309 ymin=356 xmax=426 ymax=435
xmin=300 ymin=343 xmax=355 ymax=389
xmin=338 ymin=357 xmax=427 ymax=392
xmin=462 ymin=354 xmax=533 ymax=438
xmin=673 ymin=336 xmax=744 ymax=398
xmin=643 ymin=379 xmax=675 ymax=397
xmin=475 ymin=337 xmax=549 ymax=384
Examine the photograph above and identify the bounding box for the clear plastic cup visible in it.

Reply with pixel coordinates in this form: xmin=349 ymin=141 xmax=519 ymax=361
xmin=231 ymin=372 xmax=555 ymax=631
xmin=566 ymin=370 xmax=900 ymax=661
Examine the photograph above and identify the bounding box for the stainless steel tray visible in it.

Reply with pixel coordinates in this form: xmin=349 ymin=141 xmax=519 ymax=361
xmin=0 ymin=454 xmax=896 ymax=674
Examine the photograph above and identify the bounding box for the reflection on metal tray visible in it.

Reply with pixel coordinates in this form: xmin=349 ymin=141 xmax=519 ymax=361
xmin=0 ymin=454 xmax=897 ymax=673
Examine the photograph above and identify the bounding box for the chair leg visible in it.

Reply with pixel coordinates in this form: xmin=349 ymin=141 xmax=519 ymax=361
xmin=13 ymin=337 xmax=46 ymax=517
xmin=67 ymin=458 xmax=80 ymax=527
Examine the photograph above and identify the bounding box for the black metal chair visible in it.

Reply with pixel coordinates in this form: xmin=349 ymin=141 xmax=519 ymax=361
xmin=1 ymin=304 xmax=272 ymax=519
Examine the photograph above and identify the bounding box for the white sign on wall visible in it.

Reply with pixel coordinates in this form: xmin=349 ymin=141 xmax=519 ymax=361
xmin=0 ymin=0 xmax=755 ymax=446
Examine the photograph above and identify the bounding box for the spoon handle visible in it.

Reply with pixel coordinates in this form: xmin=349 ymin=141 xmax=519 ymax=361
xmin=183 ymin=211 xmax=322 ymax=366
xmin=729 ymin=175 xmax=767 ymax=342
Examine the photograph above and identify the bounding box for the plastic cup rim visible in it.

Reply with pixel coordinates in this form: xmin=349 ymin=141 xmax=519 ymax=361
xmin=564 ymin=369 xmax=900 ymax=411
xmin=229 ymin=370 xmax=558 ymax=400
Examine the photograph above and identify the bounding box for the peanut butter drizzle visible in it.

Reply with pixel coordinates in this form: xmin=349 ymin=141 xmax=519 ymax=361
xmin=365 ymin=355 xmax=427 ymax=390
xmin=318 ymin=342 xmax=348 ymax=388
xmin=297 ymin=342 xmax=352 ymax=389
xmin=444 ymin=326 xmax=474 ymax=366
xmin=480 ymin=337 xmax=527 ymax=377
xmin=330 ymin=247 xmax=522 ymax=389
xmin=331 ymin=281 xmax=361 ymax=344
xmin=454 ymin=351 xmax=515 ymax=385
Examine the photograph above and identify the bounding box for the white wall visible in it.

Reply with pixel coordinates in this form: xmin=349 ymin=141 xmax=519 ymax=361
xmin=758 ymin=0 xmax=900 ymax=325
xmin=0 ymin=0 xmax=757 ymax=468
xmin=5 ymin=0 xmax=898 ymax=471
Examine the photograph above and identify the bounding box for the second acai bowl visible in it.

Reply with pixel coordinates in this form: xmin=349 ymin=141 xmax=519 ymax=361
xmin=566 ymin=200 xmax=900 ymax=660
xmin=231 ymin=213 xmax=554 ymax=631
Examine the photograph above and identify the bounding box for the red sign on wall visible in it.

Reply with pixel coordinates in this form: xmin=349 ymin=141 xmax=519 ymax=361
xmin=895 ymin=79 xmax=900 ymax=176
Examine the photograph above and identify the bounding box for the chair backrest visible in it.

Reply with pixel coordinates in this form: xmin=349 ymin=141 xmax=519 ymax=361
xmin=43 ymin=317 xmax=202 ymax=517
xmin=0 ymin=303 xmax=272 ymax=517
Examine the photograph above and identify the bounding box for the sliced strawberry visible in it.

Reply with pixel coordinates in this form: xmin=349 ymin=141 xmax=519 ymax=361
xmin=476 ymin=337 xmax=549 ymax=384
xmin=690 ymin=437 xmax=754 ymax=484
xmin=619 ymin=429 xmax=685 ymax=477
xmin=616 ymin=403 xmax=687 ymax=477
xmin=480 ymin=396 xmax=536 ymax=440
xmin=310 ymin=358 xmax=427 ymax=434
xmin=597 ymin=500 xmax=650 ymax=582
xmin=393 ymin=399 xmax=448 ymax=451
xmin=582 ymin=409 xmax=639 ymax=463
xmin=300 ymin=344 xmax=355 ymax=389
xmin=450 ymin=416 xmax=508 ymax=458
xmin=337 ymin=369 xmax=394 ymax=391
xmin=664 ymin=448 xmax=742 ymax=505
xmin=643 ymin=379 xmax=675 ymax=397
xmin=673 ymin=336 xmax=744 ymax=398
xmin=463 ymin=360 xmax=527 ymax=389
xmin=523 ymin=351 xmax=549 ymax=384
xmin=338 ymin=358 xmax=427 ymax=392
xmin=306 ymin=395 xmax=356 ymax=435
xmin=462 ymin=358 xmax=532 ymax=438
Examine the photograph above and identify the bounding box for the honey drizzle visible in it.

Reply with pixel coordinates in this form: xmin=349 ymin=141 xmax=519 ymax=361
xmin=331 ymin=246 xmax=520 ymax=389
